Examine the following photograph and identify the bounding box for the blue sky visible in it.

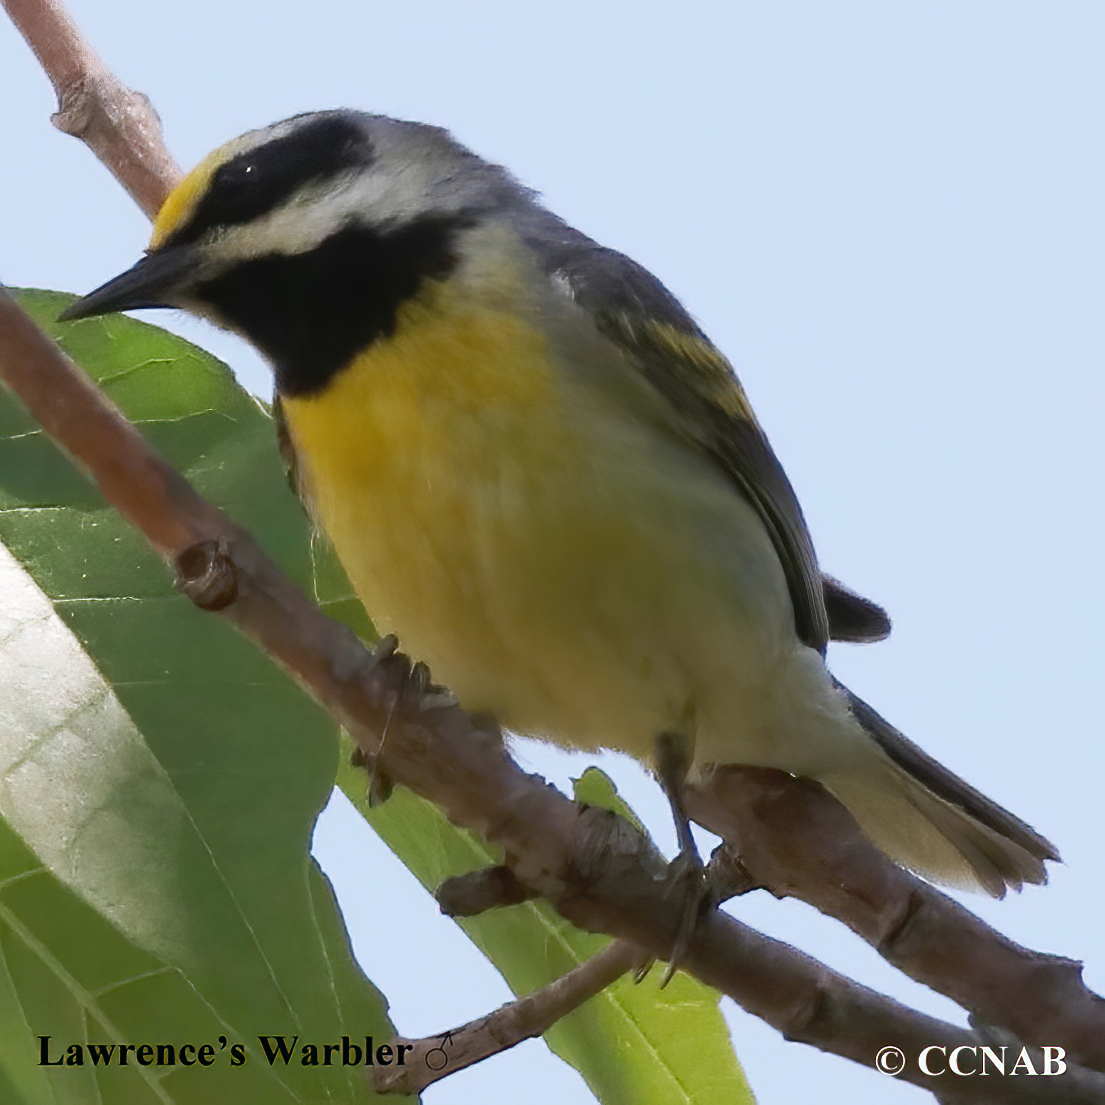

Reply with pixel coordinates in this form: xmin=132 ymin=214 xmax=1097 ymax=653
xmin=3 ymin=3 xmax=1103 ymax=1102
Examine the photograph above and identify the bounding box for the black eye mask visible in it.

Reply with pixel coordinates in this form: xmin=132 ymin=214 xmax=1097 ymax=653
xmin=162 ymin=113 xmax=374 ymax=249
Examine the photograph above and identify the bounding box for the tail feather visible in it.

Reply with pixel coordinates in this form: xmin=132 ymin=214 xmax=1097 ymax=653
xmin=820 ymin=686 xmax=1059 ymax=897
xmin=822 ymin=576 xmax=892 ymax=643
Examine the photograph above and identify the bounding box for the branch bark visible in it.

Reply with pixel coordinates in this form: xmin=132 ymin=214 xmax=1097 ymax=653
xmin=373 ymin=940 xmax=643 ymax=1095
xmin=3 ymin=0 xmax=181 ymax=218
xmin=687 ymin=769 xmax=1105 ymax=1071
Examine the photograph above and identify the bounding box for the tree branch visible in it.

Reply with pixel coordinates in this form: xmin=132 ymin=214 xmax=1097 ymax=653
xmin=3 ymin=0 xmax=181 ymax=218
xmin=373 ymin=940 xmax=643 ymax=1095
xmin=687 ymin=768 xmax=1105 ymax=1072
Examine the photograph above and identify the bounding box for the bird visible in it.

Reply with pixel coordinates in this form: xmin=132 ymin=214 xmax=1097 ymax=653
xmin=62 ymin=109 xmax=1057 ymax=903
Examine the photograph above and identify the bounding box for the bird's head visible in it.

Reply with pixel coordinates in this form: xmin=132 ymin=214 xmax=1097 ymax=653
xmin=63 ymin=111 xmax=531 ymax=394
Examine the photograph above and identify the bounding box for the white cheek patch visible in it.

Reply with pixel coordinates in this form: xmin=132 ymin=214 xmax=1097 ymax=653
xmin=204 ymin=184 xmax=358 ymax=263
xmin=202 ymin=160 xmax=464 ymax=265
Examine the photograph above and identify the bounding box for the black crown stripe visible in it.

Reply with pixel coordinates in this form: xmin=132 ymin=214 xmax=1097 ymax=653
xmin=164 ymin=113 xmax=374 ymax=249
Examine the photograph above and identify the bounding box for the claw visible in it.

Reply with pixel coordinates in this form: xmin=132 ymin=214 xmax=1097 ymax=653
xmin=660 ymin=846 xmax=707 ymax=986
xmin=653 ymin=731 xmax=710 ymax=984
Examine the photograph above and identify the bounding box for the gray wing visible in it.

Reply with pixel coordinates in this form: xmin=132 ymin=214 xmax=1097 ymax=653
xmin=521 ymin=216 xmax=888 ymax=651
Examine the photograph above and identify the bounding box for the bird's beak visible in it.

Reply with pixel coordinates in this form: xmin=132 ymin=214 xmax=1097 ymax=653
xmin=60 ymin=246 xmax=200 ymax=321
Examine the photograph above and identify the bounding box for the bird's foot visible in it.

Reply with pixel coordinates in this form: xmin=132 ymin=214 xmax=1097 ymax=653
xmin=651 ymin=730 xmax=710 ymax=984
xmin=660 ymin=843 xmax=709 ymax=987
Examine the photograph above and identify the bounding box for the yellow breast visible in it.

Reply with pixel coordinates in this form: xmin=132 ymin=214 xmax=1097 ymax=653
xmin=281 ymin=275 xmax=588 ymax=726
xmin=280 ymin=265 xmax=791 ymax=757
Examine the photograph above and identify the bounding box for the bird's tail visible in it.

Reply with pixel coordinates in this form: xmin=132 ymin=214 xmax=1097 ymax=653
xmin=817 ymin=687 xmax=1059 ymax=897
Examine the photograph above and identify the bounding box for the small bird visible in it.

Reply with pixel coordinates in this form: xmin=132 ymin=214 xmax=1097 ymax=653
xmin=64 ymin=110 xmax=1057 ymax=900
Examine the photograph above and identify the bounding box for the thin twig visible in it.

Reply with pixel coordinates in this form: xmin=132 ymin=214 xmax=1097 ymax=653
xmin=3 ymin=0 xmax=181 ymax=217
xmin=373 ymin=941 xmax=642 ymax=1095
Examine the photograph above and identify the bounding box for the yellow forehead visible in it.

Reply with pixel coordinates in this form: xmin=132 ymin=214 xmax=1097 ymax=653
xmin=149 ymin=148 xmax=226 ymax=249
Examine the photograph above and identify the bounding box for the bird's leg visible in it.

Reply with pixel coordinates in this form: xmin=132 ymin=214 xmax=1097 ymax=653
xmin=653 ymin=731 xmax=708 ymax=984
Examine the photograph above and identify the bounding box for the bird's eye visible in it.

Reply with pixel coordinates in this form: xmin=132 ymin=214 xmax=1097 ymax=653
xmin=222 ymin=161 xmax=257 ymax=190
xmin=165 ymin=114 xmax=372 ymax=248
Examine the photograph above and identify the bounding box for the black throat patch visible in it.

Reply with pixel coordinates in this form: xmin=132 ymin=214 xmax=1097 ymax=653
xmin=195 ymin=217 xmax=469 ymax=397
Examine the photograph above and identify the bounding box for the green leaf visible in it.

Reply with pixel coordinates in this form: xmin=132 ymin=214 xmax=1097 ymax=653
xmin=3 ymin=288 xmax=752 ymax=1105
xmin=571 ymin=765 xmax=648 ymax=834
xmin=0 ymin=290 xmax=405 ymax=1104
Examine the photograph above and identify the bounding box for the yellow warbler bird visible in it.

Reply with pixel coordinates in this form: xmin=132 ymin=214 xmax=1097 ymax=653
xmin=64 ymin=111 xmax=1057 ymax=898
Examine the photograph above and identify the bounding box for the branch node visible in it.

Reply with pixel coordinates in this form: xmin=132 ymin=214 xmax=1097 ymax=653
xmin=878 ymin=887 xmax=927 ymax=955
xmin=174 ymin=538 xmax=239 ymax=611
xmin=706 ymin=843 xmax=758 ymax=902
xmin=568 ymin=804 xmax=666 ymax=887
xmin=436 ymin=865 xmax=538 ymax=917
xmin=780 ymin=980 xmax=834 ymax=1045
xmin=49 ymin=74 xmax=95 ymax=136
